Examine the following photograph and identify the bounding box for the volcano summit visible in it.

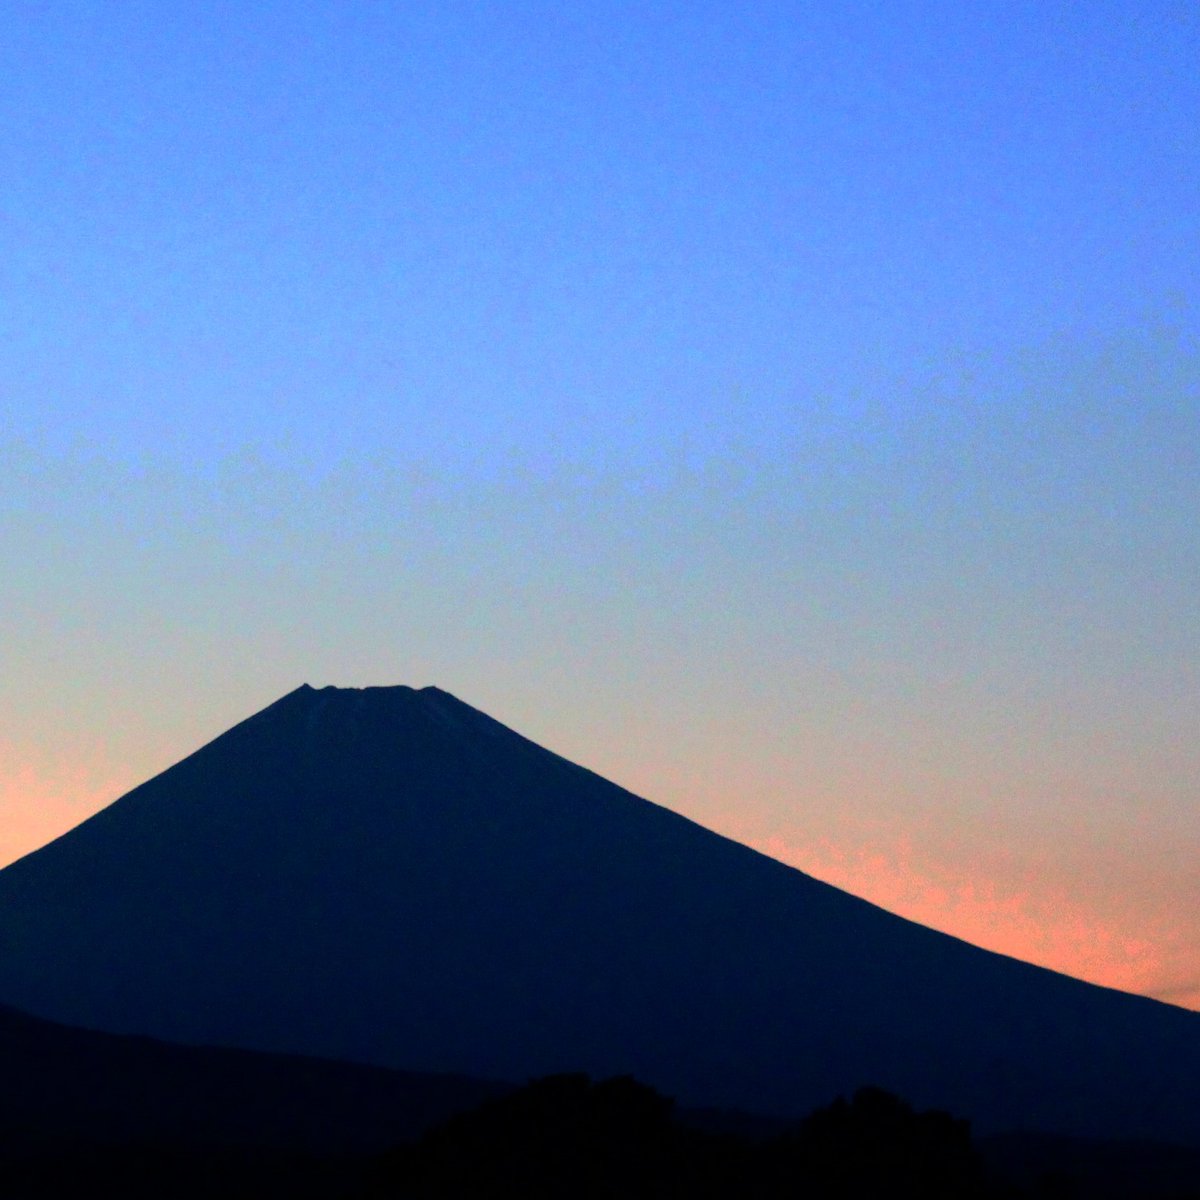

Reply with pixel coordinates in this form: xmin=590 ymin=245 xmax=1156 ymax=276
xmin=0 ymin=684 xmax=1196 ymax=1145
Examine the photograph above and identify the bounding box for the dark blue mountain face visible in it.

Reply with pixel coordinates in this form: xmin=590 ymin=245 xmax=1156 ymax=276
xmin=0 ymin=684 xmax=1196 ymax=1146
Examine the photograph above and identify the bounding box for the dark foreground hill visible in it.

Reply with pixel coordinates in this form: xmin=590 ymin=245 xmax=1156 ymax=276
xmin=0 ymin=1000 xmax=505 ymax=1198
xmin=0 ymin=999 xmax=504 ymax=1154
xmin=0 ymin=684 xmax=1197 ymax=1148
xmin=2 ymin=1006 xmax=1197 ymax=1199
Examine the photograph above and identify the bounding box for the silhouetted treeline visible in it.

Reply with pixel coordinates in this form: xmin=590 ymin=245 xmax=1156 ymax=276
xmin=357 ymin=1074 xmax=1200 ymax=1200
xmin=4 ymin=1073 xmax=1199 ymax=1198
xmin=359 ymin=1074 xmax=985 ymax=1198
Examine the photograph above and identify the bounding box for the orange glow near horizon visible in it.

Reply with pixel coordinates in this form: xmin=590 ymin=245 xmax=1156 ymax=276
xmin=0 ymin=743 xmax=134 ymax=869
xmin=752 ymin=833 xmax=1200 ymax=1013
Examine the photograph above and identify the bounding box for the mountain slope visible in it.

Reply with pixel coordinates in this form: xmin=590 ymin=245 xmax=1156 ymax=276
xmin=0 ymin=684 xmax=1196 ymax=1145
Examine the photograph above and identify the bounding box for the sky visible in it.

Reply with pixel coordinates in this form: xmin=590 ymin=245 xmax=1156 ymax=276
xmin=2 ymin=1 xmax=1197 ymax=1010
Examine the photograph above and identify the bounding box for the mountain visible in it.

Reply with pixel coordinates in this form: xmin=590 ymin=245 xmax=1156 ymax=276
xmin=0 ymin=684 xmax=1196 ymax=1147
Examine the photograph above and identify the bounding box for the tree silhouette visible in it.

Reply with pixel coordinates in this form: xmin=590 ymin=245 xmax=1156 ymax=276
xmin=761 ymin=1085 xmax=987 ymax=1198
xmin=361 ymin=1072 xmax=745 ymax=1198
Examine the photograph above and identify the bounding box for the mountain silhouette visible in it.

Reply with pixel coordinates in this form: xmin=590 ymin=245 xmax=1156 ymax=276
xmin=0 ymin=684 xmax=1196 ymax=1146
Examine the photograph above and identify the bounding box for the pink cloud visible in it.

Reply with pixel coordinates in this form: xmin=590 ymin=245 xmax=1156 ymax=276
xmin=752 ymin=833 xmax=1198 ymax=1012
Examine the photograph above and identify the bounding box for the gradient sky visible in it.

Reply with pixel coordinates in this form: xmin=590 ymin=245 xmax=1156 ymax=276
xmin=2 ymin=2 xmax=1197 ymax=1009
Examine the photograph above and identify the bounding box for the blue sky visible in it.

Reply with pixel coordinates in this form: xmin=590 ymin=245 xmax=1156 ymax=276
xmin=2 ymin=1 xmax=1198 ymax=1004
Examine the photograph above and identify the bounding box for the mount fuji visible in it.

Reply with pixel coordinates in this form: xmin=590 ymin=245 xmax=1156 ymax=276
xmin=0 ymin=684 xmax=1196 ymax=1146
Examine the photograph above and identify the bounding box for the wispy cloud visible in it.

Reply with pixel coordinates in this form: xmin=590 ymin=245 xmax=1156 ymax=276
xmin=1147 ymin=979 xmax=1200 ymax=1010
xmin=752 ymin=833 xmax=1197 ymax=1012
